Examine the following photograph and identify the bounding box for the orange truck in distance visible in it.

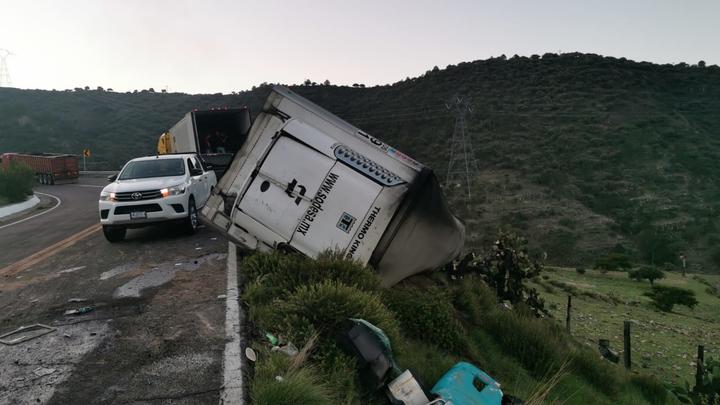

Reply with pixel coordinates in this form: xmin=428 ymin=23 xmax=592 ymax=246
xmin=0 ymin=152 xmax=80 ymax=185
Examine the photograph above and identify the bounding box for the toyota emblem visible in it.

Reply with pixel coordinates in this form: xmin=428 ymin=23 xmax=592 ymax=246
xmin=131 ymin=192 xmax=143 ymax=200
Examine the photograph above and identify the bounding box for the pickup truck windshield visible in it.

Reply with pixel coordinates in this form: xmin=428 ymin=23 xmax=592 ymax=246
xmin=119 ymin=159 xmax=185 ymax=180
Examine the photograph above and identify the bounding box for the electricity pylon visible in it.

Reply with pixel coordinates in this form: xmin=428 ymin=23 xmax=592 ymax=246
xmin=0 ymin=48 xmax=14 ymax=87
xmin=445 ymin=96 xmax=479 ymax=200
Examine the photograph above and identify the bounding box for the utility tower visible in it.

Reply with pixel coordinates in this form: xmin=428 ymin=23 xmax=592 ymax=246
xmin=445 ymin=96 xmax=479 ymax=200
xmin=0 ymin=48 xmax=14 ymax=87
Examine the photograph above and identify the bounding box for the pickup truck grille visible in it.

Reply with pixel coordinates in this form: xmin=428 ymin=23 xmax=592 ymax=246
xmin=114 ymin=204 xmax=163 ymax=215
xmin=115 ymin=190 xmax=162 ymax=201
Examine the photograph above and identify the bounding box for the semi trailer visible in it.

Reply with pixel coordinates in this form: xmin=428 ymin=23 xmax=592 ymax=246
xmin=0 ymin=152 xmax=80 ymax=184
xmin=200 ymin=86 xmax=464 ymax=286
xmin=157 ymin=107 xmax=252 ymax=176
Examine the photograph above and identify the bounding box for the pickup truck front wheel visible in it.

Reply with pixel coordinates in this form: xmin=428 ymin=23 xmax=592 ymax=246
xmin=103 ymin=225 xmax=126 ymax=242
xmin=184 ymin=197 xmax=198 ymax=234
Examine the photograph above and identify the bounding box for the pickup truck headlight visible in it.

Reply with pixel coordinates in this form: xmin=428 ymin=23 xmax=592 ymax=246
xmin=161 ymin=184 xmax=186 ymax=197
xmin=100 ymin=191 xmax=116 ymax=201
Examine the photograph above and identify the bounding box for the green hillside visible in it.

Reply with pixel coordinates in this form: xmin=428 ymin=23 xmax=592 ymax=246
xmin=2 ymin=52 xmax=720 ymax=272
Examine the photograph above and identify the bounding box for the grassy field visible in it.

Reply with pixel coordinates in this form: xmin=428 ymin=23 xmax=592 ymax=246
xmin=533 ymin=267 xmax=720 ymax=386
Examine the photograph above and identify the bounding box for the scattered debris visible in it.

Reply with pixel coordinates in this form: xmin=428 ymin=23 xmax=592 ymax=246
xmin=271 ymin=342 xmax=299 ymax=357
xmin=174 ymin=263 xmax=182 ymax=266
xmin=195 ymin=247 xmax=203 ymax=250
xmin=33 ymin=367 xmax=56 ymax=378
xmin=598 ymin=339 xmax=620 ymax=363
xmin=67 ymin=298 xmax=87 ymax=303
xmin=59 ymin=266 xmax=86 ymax=274
xmin=0 ymin=324 xmax=57 ymax=346
xmin=211 ymin=237 xmax=218 ymax=241
xmin=64 ymin=306 xmax=95 ymax=316
xmin=265 ymin=332 xmax=279 ymax=346
xmin=63 ymin=334 xmax=72 ymax=339
xmin=100 ymin=263 xmax=138 ymax=280
xmin=245 ymin=347 xmax=257 ymax=362
xmin=275 ymin=376 xmax=284 ymax=382
xmin=339 ymin=318 xmax=399 ymax=387
xmin=217 ymin=294 xmax=227 ymax=300
xmin=30 ymin=299 xmax=39 ymax=304
xmin=387 ymin=369 xmax=430 ymax=404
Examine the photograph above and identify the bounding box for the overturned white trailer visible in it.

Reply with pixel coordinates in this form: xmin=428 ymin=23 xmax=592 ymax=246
xmin=201 ymin=86 xmax=464 ymax=286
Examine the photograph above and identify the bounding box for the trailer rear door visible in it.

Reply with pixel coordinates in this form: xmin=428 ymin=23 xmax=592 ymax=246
xmin=237 ymin=136 xmax=335 ymax=241
xmin=236 ymin=135 xmax=383 ymax=256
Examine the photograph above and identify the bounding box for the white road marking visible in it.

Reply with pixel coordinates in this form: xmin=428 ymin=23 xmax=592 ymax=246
xmin=220 ymin=242 xmax=245 ymax=405
xmin=70 ymin=184 xmax=105 ymax=188
xmin=0 ymin=192 xmax=61 ymax=230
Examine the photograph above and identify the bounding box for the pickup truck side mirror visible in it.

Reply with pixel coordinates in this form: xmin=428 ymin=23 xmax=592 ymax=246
xmin=107 ymin=173 xmax=118 ymax=182
xmin=190 ymin=168 xmax=203 ymax=176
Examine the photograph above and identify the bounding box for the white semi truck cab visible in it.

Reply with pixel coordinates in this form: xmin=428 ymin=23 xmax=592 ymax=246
xmin=201 ymin=86 xmax=464 ymax=286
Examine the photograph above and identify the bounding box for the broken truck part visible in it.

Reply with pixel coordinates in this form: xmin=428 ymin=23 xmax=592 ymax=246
xmin=201 ymin=86 xmax=464 ymax=286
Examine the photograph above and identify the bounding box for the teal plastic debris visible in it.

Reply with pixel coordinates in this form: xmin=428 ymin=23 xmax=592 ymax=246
xmin=431 ymin=362 xmax=504 ymax=405
xmin=265 ymin=332 xmax=278 ymax=346
xmin=340 ymin=318 xmax=402 ymax=387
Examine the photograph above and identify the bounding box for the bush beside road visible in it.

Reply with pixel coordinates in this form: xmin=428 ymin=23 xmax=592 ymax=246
xmin=0 ymin=162 xmax=34 ymax=204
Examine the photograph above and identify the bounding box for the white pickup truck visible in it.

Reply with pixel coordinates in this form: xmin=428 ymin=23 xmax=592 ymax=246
xmin=99 ymin=153 xmax=217 ymax=242
xmin=202 ymin=86 xmax=464 ymax=286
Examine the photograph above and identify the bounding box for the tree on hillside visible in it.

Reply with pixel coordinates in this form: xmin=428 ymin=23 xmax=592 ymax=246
xmin=628 ymin=266 xmax=665 ymax=285
xmin=303 ymin=79 xmax=312 ymax=86
xmin=637 ymin=229 xmax=679 ymax=265
xmin=698 ymin=60 xmax=706 ymax=68
xmin=644 ymin=286 xmax=698 ymax=312
xmin=594 ymin=253 xmax=632 ymax=272
xmin=323 ymin=79 xmax=330 ymax=86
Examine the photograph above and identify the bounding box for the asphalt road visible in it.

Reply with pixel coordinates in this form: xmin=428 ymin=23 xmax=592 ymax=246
xmin=0 ymin=177 xmax=233 ymax=404
xmin=0 ymin=177 xmax=106 ymax=269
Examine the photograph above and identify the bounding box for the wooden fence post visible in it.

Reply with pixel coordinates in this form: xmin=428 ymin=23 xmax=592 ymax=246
xmin=623 ymin=321 xmax=631 ymax=370
xmin=565 ymin=295 xmax=572 ymax=333
xmin=695 ymin=345 xmax=705 ymax=391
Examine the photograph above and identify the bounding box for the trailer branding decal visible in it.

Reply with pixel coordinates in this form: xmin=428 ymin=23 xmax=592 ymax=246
xmin=336 ymin=212 xmax=356 ymax=233
xmin=346 ymin=206 xmax=381 ymax=259
xmin=295 ymin=172 xmax=340 ymax=236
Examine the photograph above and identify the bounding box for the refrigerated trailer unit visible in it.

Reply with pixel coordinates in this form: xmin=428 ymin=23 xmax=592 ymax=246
xmin=0 ymin=153 xmax=80 ymax=184
xmin=201 ymin=86 xmax=465 ymax=286
xmin=157 ymin=107 xmax=252 ymax=176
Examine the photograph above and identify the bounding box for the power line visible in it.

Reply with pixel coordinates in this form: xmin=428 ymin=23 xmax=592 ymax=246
xmin=0 ymin=48 xmax=14 ymax=87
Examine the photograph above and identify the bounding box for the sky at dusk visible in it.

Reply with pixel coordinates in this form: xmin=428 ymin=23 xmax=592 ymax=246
xmin=1 ymin=0 xmax=718 ymax=94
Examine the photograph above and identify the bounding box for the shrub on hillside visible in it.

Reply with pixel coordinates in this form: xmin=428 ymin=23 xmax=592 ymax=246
xmin=242 ymin=252 xmax=379 ymax=307
xmin=382 ymin=285 xmax=467 ymax=354
xmin=644 ymin=285 xmax=698 ymax=312
xmin=452 ymin=277 xmax=498 ymax=326
xmin=251 ymin=352 xmax=334 ymax=405
xmin=628 ymin=266 xmax=665 ymax=285
xmin=0 ymin=162 xmax=34 ymax=203
xmin=251 ymin=280 xmax=401 ymax=349
xmin=594 ymin=253 xmax=632 ymax=272
xmin=629 ymin=374 xmax=668 ymax=405
xmin=466 ymin=231 xmax=547 ymax=316
xmin=483 ymin=308 xmax=568 ymax=378
xmin=569 ymin=349 xmax=622 ymax=396
xmin=575 ymin=267 xmax=586 ymax=274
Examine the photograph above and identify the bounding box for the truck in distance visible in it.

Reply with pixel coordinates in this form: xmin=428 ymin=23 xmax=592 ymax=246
xmin=0 ymin=152 xmax=80 ymax=185
xmin=201 ymin=86 xmax=465 ymax=286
